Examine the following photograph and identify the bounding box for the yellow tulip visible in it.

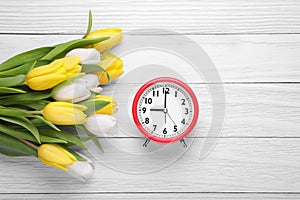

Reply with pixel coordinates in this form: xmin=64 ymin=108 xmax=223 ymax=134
xmin=86 ymin=28 xmax=123 ymax=53
xmin=26 ymin=56 xmax=81 ymax=91
xmin=90 ymin=95 xmax=117 ymax=115
xmin=43 ymin=102 xmax=87 ymax=125
xmin=38 ymin=144 xmax=77 ymax=170
xmin=96 ymin=52 xmax=124 ymax=84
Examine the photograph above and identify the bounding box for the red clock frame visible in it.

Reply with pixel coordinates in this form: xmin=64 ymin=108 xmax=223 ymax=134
xmin=132 ymin=77 xmax=199 ymax=144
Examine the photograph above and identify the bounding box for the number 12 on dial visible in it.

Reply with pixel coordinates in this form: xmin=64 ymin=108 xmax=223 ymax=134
xmin=132 ymin=77 xmax=199 ymax=147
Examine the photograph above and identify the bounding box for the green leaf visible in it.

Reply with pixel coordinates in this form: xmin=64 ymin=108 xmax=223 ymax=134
xmin=0 ymin=91 xmax=51 ymax=105
xmin=0 ymin=75 xmax=26 ymax=87
xmin=0 ymin=123 xmax=36 ymax=142
xmin=0 ymin=107 xmax=31 ymax=117
xmin=42 ymin=37 xmax=109 ymax=60
xmin=22 ymin=100 xmax=50 ymax=110
xmin=0 ymin=87 xmax=26 ymax=94
xmin=106 ymin=71 xmax=111 ymax=82
xmin=100 ymin=48 xmax=111 ymax=60
xmin=0 ymin=123 xmax=67 ymax=144
xmin=78 ymin=125 xmax=104 ymax=153
xmin=41 ymin=129 xmax=87 ymax=150
xmin=80 ymin=100 xmax=110 ymax=115
xmin=51 ymin=74 xmax=84 ymax=95
xmin=0 ymin=47 xmax=53 ymax=71
xmin=33 ymin=60 xmax=51 ymax=68
xmin=78 ymin=136 xmax=91 ymax=143
xmin=57 ymin=144 xmax=87 ymax=161
xmin=0 ymin=62 xmax=34 ymax=77
xmin=81 ymin=64 xmax=105 ymax=73
xmin=40 ymin=135 xmax=67 ymax=144
xmin=0 ymin=116 xmax=40 ymax=143
xmin=0 ymin=133 xmax=37 ymax=156
xmin=82 ymin=10 xmax=93 ymax=39
xmin=29 ymin=115 xmax=60 ymax=131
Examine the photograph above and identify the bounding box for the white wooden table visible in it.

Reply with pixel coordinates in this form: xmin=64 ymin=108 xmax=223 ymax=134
xmin=0 ymin=1 xmax=300 ymax=199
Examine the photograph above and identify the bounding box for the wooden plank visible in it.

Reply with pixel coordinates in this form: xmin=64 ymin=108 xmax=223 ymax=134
xmin=0 ymin=0 xmax=300 ymax=34
xmin=0 ymin=138 xmax=300 ymax=193
xmin=1 ymin=193 xmax=300 ymax=200
xmin=101 ymin=84 xmax=300 ymax=138
xmin=0 ymin=34 xmax=300 ymax=82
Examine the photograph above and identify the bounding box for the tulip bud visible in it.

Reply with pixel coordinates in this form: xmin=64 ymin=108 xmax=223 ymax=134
xmin=84 ymin=114 xmax=117 ymax=136
xmin=26 ymin=56 xmax=81 ymax=91
xmin=86 ymin=28 xmax=123 ymax=53
xmin=38 ymin=144 xmax=77 ymax=171
xmin=43 ymin=102 xmax=87 ymax=125
xmin=52 ymin=79 xmax=91 ymax=103
xmin=65 ymin=48 xmax=100 ymax=64
xmin=97 ymin=52 xmax=124 ymax=84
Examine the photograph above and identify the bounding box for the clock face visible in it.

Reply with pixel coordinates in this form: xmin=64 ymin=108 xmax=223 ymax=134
xmin=132 ymin=77 xmax=199 ymax=143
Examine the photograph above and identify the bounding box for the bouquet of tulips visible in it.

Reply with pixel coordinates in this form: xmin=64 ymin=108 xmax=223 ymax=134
xmin=0 ymin=11 xmax=123 ymax=181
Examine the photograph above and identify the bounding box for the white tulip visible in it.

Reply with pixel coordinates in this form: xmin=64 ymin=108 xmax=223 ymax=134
xmin=84 ymin=114 xmax=117 ymax=136
xmin=67 ymin=153 xmax=94 ymax=181
xmin=52 ymin=79 xmax=91 ymax=103
xmin=82 ymin=74 xmax=100 ymax=90
xmin=65 ymin=48 xmax=100 ymax=64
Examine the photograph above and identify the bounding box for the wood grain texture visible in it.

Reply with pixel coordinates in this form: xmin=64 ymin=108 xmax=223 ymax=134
xmin=0 ymin=34 xmax=300 ymax=82
xmin=1 ymin=193 xmax=300 ymax=200
xmin=1 ymin=1 xmax=300 ymax=199
xmin=102 ymin=84 xmax=300 ymax=138
xmin=0 ymin=0 xmax=300 ymax=34
xmin=0 ymin=138 xmax=300 ymax=193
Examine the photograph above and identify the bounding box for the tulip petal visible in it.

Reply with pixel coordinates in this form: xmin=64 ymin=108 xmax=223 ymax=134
xmin=84 ymin=114 xmax=117 ymax=136
xmin=66 ymin=65 xmax=82 ymax=78
xmin=38 ymin=144 xmax=77 ymax=171
xmin=43 ymin=102 xmax=87 ymax=125
xmin=72 ymin=103 xmax=88 ymax=111
xmin=62 ymin=56 xmax=81 ymax=71
xmin=97 ymin=52 xmax=123 ymax=84
xmin=67 ymin=153 xmax=94 ymax=181
xmin=99 ymin=52 xmax=122 ymax=70
xmin=90 ymin=95 xmax=118 ymax=115
xmin=82 ymin=74 xmax=99 ymax=89
xmin=27 ymin=74 xmax=68 ymax=91
xmin=99 ymin=69 xmax=124 ymax=85
xmin=39 ymin=156 xmax=68 ymax=171
xmin=66 ymin=48 xmax=101 ymax=65
xmin=52 ymin=80 xmax=91 ymax=103
xmin=86 ymin=28 xmax=123 ymax=53
xmin=26 ymin=56 xmax=83 ymax=91
xmin=38 ymin=144 xmax=76 ymax=170
xmin=26 ymin=61 xmax=65 ymax=79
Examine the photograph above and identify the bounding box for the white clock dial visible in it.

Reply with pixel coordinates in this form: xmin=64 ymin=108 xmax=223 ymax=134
xmin=137 ymin=82 xmax=194 ymax=139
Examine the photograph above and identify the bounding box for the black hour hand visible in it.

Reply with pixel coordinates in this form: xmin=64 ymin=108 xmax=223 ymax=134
xmin=150 ymin=108 xmax=164 ymax=112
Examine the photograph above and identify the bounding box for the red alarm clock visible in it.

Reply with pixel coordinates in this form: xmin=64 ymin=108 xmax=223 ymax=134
xmin=132 ymin=77 xmax=199 ymax=147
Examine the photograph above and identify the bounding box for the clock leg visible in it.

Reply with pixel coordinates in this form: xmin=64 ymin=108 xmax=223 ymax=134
xmin=143 ymin=138 xmax=151 ymax=147
xmin=180 ymin=139 xmax=187 ymax=148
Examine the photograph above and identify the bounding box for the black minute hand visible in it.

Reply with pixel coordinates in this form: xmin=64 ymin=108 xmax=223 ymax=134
xmin=164 ymin=88 xmax=167 ymax=123
xmin=164 ymin=88 xmax=167 ymax=109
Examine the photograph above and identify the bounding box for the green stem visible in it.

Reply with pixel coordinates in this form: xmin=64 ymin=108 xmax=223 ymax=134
xmin=82 ymin=10 xmax=93 ymax=39
xmin=27 ymin=110 xmax=43 ymax=115
xmin=19 ymin=138 xmax=39 ymax=150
